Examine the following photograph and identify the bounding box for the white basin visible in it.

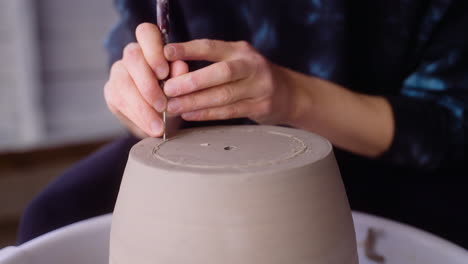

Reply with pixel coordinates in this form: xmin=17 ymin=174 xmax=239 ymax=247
xmin=0 ymin=212 xmax=466 ymax=264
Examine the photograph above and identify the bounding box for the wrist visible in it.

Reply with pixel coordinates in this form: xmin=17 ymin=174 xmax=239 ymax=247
xmin=280 ymin=68 xmax=321 ymax=128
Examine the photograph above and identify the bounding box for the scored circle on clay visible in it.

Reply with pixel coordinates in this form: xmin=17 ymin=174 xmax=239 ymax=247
xmin=152 ymin=127 xmax=309 ymax=169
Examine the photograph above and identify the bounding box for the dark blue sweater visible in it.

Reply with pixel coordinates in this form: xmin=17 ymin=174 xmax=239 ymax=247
xmin=106 ymin=0 xmax=468 ymax=247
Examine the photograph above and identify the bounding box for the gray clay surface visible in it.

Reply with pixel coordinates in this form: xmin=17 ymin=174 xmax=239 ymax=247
xmin=110 ymin=125 xmax=358 ymax=264
xmin=132 ymin=125 xmax=332 ymax=174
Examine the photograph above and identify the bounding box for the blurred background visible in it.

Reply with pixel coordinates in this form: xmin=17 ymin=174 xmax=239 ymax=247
xmin=0 ymin=0 xmax=124 ymax=247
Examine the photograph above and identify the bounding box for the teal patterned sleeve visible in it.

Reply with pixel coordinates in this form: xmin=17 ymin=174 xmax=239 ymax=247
xmin=104 ymin=0 xmax=155 ymax=67
xmin=381 ymin=1 xmax=468 ymax=170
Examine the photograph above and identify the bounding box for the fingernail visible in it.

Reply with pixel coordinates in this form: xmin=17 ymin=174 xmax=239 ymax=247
xmin=153 ymin=98 xmax=166 ymax=112
xmin=164 ymin=81 xmax=176 ymax=96
xmin=151 ymin=120 xmax=163 ymax=135
xmin=182 ymin=112 xmax=197 ymax=120
xmin=156 ymin=66 xmax=168 ymax=79
xmin=164 ymin=45 xmax=176 ymax=59
xmin=167 ymin=98 xmax=182 ymax=113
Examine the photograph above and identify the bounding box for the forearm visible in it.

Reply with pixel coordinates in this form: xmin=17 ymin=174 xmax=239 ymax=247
xmin=284 ymin=68 xmax=394 ymax=158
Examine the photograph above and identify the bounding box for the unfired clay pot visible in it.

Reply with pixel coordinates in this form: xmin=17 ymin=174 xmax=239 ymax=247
xmin=109 ymin=125 xmax=358 ymax=264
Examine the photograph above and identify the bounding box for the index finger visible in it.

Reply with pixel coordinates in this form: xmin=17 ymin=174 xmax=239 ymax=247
xmin=135 ymin=23 xmax=169 ymax=79
xmin=164 ymin=39 xmax=240 ymax=62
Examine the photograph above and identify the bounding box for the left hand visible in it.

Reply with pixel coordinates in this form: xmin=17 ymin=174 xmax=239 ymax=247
xmin=163 ymin=39 xmax=295 ymax=124
xmin=163 ymin=39 xmax=395 ymax=158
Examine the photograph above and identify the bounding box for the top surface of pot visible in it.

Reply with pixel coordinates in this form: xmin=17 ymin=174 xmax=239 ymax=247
xmin=131 ymin=125 xmax=332 ymax=174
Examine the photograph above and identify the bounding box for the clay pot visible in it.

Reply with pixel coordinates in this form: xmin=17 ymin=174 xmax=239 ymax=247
xmin=109 ymin=125 xmax=358 ymax=264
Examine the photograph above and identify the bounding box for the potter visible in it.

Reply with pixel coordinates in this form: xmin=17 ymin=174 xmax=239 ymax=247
xmin=110 ymin=125 xmax=358 ymax=264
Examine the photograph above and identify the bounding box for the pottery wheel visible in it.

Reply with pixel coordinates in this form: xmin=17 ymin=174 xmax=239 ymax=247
xmin=131 ymin=125 xmax=332 ymax=174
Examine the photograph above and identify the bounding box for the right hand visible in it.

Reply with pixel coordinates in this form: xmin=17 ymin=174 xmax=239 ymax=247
xmin=104 ymin=23 xmax=189 ymax=138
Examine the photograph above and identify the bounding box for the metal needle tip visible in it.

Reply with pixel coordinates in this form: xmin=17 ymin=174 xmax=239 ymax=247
xmin=163 ymin=111 xmax=167 ymax=141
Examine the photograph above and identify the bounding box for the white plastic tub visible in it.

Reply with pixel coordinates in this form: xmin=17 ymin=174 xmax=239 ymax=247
xmin=1 ymin=212 xmax=467 ymax=264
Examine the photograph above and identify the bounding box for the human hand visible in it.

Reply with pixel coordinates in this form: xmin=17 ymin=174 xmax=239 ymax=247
xmin=104 ymin=23 xmax=188 ymax=138
xmin=163 ymin=39 xmax=296 ymax=124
